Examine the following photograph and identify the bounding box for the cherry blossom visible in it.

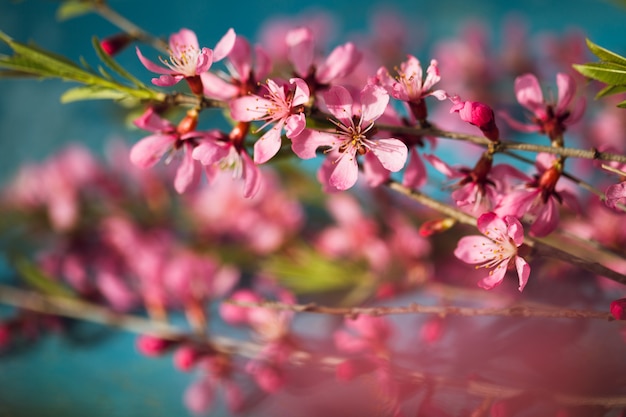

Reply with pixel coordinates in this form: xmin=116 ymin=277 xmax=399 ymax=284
xmin=292 ymin=84 xmax=407 ymax=191
xmin=229 ymin=78 xmax=310 ymax=164
xmin=494 ymin=153 xmax=579 ymax=237
xmin=500 ymin=72 xmax=586 ymax=142
xmin=375 ymin=56 xmax=447 ymax=122
xmin=136 ymin=28 xmax=235 ymax=94
xmin=286 ymin=26 xmax=362 ymax=92
xmin=130 ymin=108 xmax=208 ymax=194
xmin=454 ymin=212 xmax=531 ymax=291
xmin=606 ymin=181 xmax=626 ymax=210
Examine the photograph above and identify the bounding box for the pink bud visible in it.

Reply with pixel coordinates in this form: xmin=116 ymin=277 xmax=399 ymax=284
xmin=610 ymin=298 xmax=626 ymax=320
xmin=174 ymin=345 xmax=204 ymax=371
xmin=100 ymin=33 xmax=133 ymax=56
xmin=451 ymin=97 xmax=499 ymax=141
xmin=136 ymin=335 xmax=173 ymax=357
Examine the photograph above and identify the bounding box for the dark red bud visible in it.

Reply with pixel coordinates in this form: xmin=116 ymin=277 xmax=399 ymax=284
xmin=610 ymin=298 xmax=626 ymax=320
xmin=100 ymin=33 xmax=133 ymax=56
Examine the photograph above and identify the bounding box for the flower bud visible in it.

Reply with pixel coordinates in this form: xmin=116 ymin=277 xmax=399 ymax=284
xmin=610 ymin=298 xmax=626 ymax=320
xmin=451 ymin=97 xmax=499 ymax=141
xmin=100 ymin=33 xmax=133 ymax=56
xmin=136 ymin=335 xmax=174 ymax=356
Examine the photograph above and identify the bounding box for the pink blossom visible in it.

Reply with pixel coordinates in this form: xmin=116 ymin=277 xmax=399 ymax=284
xmin=606 ymin=181 xmax=626 ymax=210
xmin=494 ymin=153 xmax=579 ymax=237
xmin=136 ymin=28 xmax=235 ymax=94
xmin=292 ymin=84 xmax=407 ymax=191
xmin=229 ymin=78 xmax=310 ymax=164
xmin=201 ymin=35 xmax=272 ymax=100
xmin=191 ymin=127 xmax=262 ymax=198
xmin=335 ymin=315 xmax=393 ymax=355
xmin=375 ymin=56 xmax=447 ymax=121
xmin=425 ymin=153 xmax=527 ymax=216
xmin=130 ymin=108 xmax=206 ymax=194
xmin=454 ymin=212 xmax=531 ymax=291
xmin=500 ymin=72 xmax=585 ymax=141
xmin=286 ymin=27 xmax=362 ymax=90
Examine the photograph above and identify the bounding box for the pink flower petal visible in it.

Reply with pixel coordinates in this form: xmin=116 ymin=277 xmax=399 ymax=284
xmin=329 ymin=152 xmax=359 ymax=190
xmin=174 ymin=144 xmax=197 ymax=193
xmin=284 ymin=113 xmax=306 ymax=138
xmin=129 ymin=134 xmax=174 ymax=168
xmin=324 ymin=85 xmax=354 ymax=126
xmin=170 ymin=28 xmax=199 ymax=52
xmin=229 ymin=95 xmax=273 ymax=122
xmin=477 ymin=263 xmax=507 ymax=290
xmin=152 ymin=74 xmax=183 ymax=87
xmin=555 ymin=72 xmax=576 ymax=115
xmin=290 ymin=77 xmax=311 ymax=107
xmin=135 ymin=47 xmax=171 ymax=75
xmin=363 ymin=152 xmax=390 ymax=187
xmin=369 ymin=138 xmax=407 ymax=172
xmin=286 ymin=27 xmax=314 ymax=76
xmin=213 ymin=28 xmax=236 ymax=62
xmin=515 ymin=73 xmax=546 ymax=118
xmin=402 ymin=148 xmax=427 ymax=189
xmin=359 ymin=84 xmax=389 ymax=125
xmin=453 ymin=235 xmax=493 ymax=264
xmin=291 ymin=129 xmax=336 ymax=159
xmin=242 ymin=151 xmax=262 ymax=198
xmin=200 ymin=72 xmax=239 ymax=100
xmin=515 ymin=256 xmax=531 ymax=291
xmin=254 ymin=120 xmax=284 ymax=164
xmin=317 ymin=42 xmax=362 ymax=84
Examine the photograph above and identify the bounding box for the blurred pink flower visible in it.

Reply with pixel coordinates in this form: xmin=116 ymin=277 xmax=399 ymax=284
xmin=501 ymin=72 xmax=585 ymax=141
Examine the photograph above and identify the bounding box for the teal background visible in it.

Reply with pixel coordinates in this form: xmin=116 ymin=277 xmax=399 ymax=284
xmin=1 ymin=1 xmax=626 ymax=416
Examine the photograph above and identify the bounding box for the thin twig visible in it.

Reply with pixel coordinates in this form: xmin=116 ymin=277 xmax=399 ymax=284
xmin=226 ymin=299 xmax=612 ymax=320
xmin=374 ymin=124 xmax=626 ymax=164
xmin=93 ymin=1 xmax=169 ymax=53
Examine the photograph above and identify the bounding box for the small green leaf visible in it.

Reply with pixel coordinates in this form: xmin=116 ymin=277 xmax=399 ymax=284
xmin=618 ymin=99 xmax=626 ymax=108
xmin=56 ymin=0 xmax=95 ymax=21
xmin=573 ymin=62 xmax=626 ymax=85
xmin=61 ymin=85 xmax=131 ymax=102
xmin=13 ymin=256 xmax=76 ymax=299
xmin=586 ymin=38 xmax=626 ymax=67
xmin=596 ymin=84 xmax=626 ymax=99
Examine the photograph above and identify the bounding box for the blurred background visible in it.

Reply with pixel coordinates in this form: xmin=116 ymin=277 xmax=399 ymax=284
xmin=1 ymin=0 xmax=626 ymax=416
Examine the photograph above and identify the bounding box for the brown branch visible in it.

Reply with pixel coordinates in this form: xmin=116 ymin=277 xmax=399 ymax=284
xmin=226 ymin=299 xmax=612 ymax=320
xmin=374 ymin=124 xmax=626 ymax=164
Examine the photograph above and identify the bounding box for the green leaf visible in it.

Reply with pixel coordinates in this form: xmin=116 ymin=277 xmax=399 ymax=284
xmin=618 ymin=99 xmax=626 ymax=108
xmin=264 ymin=246 xmax=369 ymax=294
xmin=91 ymin=36 xmax=147 ymax=88
xmin=586 ymin=38 xmax=626 ymax=67
xmin=596 ymin=84 xmax=626 ymax=99
xmin=13 ymin=256 xmax=76 ymax=299
xmin=56 ymin=0 xmax=95 ymax=21
xmin=61 ymin=85 xmax=132 ymax=102
xmin=573 ymin=62 xmax=626 ymax=85
xmin=0 ymin=31 xmax=163 ymax=102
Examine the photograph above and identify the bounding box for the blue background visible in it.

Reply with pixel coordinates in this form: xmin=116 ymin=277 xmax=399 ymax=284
xmin=1 ymin=0 xmax=626 ymax=416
